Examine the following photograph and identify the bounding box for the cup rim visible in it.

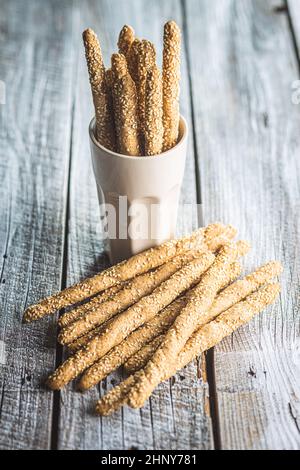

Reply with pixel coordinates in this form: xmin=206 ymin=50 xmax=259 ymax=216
xmin=89 ymin=115 xmax=188 ymax=160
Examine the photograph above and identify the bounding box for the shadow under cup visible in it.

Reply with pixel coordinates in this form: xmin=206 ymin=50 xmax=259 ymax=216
xmin=89 ymin=116 xmax=188 ymax=264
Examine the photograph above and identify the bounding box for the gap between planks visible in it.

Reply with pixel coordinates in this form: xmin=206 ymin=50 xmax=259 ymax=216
xmin=180 ymin=0 xmax=221 ymax=449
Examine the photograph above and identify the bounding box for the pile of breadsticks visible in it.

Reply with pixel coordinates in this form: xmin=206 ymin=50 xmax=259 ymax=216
xmin=23 ymin=223 xmax=282 ymax=416
xmin=83 ymin=21 xmax=181 ymax=156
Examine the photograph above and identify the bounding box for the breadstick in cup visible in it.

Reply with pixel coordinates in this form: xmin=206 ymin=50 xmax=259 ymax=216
xmin=162 ymin=21 xmax=181 ymax=151
xmin=127 ymin=38 xmax=141 ymax=85
xmin=111 ymin=53 xmax=141 ymax=155
xmin=144 ymin=66 xmax=164 ymax=156
xmin=136 ymin=40 xmax=156 ymax=142
xmin=118 ymin=25 xmax=135 ymax=59
xmin=82 ymin=29 xmax=116 ymax=151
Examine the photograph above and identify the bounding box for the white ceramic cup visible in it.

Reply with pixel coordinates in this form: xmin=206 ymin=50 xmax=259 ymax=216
xmin=89 ymin=116 xmax=188 ymax=263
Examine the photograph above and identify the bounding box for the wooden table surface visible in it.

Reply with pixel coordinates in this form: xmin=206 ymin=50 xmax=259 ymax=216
xmin=0 ymin=0 xmax=300 ymax=450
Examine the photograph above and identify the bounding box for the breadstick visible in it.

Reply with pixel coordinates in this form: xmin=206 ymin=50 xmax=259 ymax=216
xmin=68 ymin=324 xmax=104 ymax=353
xmin=118 ymin=25 xmax=135 ymax=59
xmin=96 ymin=375 xmax=136 ymax=416
xmin=126 ymin=241 xmax=250 ymax=408
xmin=69 ymin=245 xmax=239 ymax=353
xmin=62 ymin=222 xmax=234 ymax=332
xmin=127 ymin=38 xmax=141 ymax=85
xmin=207 ymin=224 xmax=236 ymax=251
xmin=124 ymin=336 xmax=164 ymax=374
xmin=78 ymin=298 xmax=185 ymax=389
xmin=58 ymin=283 xmax=124 ymax=329
xmin=79 ymin=262 xmax=241 ymax=389
xmin=66 ymin=223 xmax=236 ymax=346
xmin=96 ymin=283 xmax=280 ymax=415
xmin=144 ymin=66 xmax=164 ymax=156
xmin=136 ymin=40 xmax=156 ymax=145
xmin=177 ymin=283 xmax=281 ymax=366
xmin=60 ymin=220 xmax=231 ymax=339
xmin=24 ymin=224 xmax=217 ymax=322
xmin=105 ymin=68 xmax=114 ymax=123
xmin=58 ymin=250 xmax=208 ymax=345
xmin=111 ymin=53 xmax=141 ymax=155
xmin=162 ymin=21 xmax=181 ymax=151
xmin=124 ymin=261 xmax=283 ymax=373
xmin=206 ymin=260 xmax=283 ymax=318
xmin=105 ymin=68 xmax=113 ymax=89
xmin=82 ymin=29 xmax=116 ymax=151
xmin=46 ymin=251 xmax=215 ymax=390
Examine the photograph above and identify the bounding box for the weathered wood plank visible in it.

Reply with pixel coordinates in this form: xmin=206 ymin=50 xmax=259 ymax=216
xmin=186 ymin=0 xmax=300 ymax=449
xmin=57 ymin=0 xmax=212 ymax=450
xmin=0 ymin=0 xmax=75 ymax=449
xmin=288 ymin=0 xmax=300 ymax=56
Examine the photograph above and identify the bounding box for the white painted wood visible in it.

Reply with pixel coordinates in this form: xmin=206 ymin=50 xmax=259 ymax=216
xmin=288 ymin=0 xmax=300 ymax=54
xmin=185 ymin=0 xmax=300 ymax=449
xmin=0 ymin=0 xmax=75 ymax=449
xmin=58 ymin=0 xmax=212 ymax=450
xmin=2 ymin=0 xmax=300 ymax=450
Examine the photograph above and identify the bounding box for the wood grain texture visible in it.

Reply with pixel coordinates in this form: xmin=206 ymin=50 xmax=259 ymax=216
xmin=2 ymin=0 xmax=300 ymax=450
xmin=185 ymin=0 xmax=300 ymax=450
xmin=57 ymin=0 xmax=212 ymax=451
xmin=0 ymin=0 xmax=75 ymax=449
xmin=288 ymin=0 xmax=300 ymax=55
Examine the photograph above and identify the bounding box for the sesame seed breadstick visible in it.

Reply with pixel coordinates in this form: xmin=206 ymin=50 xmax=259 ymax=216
xmin=136 ymin=40 xmax=156 ymax=147
xmin=60 ymin=224 xmax=235 ymax=341
xmin=207 ymin=224 xmax=236 ymax=251
xmin=204 ymin=260 xmax=283 ymax=319
xmin=58 ymin=284 xmax=124 ymax=329
xmin=126 ymin=241 xmax=250 ymax=408
xmin=124 ymin=336 xmax=164 ymax=374
xmin=59 ymin=223 xmax=233 ymax=342
xmin=46 ymin=251 xmax=215 ymax=390
xmin=24 ymin=224 xmax=218 ymax=323
xmin=105 ymin=68 xmax=113 ymax=89
xmin=105 ymin=68 xmax=114 ymax=121
xmin=78 ymin=298 xmax=185 ymax=389
xmin=70 ymin=260 xmax=240 ymax=354
xmin=118 ymin=25 xmax=135 ymax=59
xmin=69 ymin=295 xmax=189 ymax=354
xmin=96 ymin=375 xmax=136 ymax=416
xmin=68 ymin=234 xmax=238 ymax=353
xmin=82 ymin=29 xmax=116 ymax=151
xmin=176 ymin=283 xmax=281 ymax=368
xmin=78 ymin=262 xmax=241 ymax=390
xmin=162 ymin=21 xmax=181 ymax=151
xmin=124 ymin=261 xmax=283 ymax=374
xmin=58 ymin=250 xmax=207 ymax=346
xmin=68 ymin=324 xmax=105 ymax=353
xmin=127 ymin=38 xmax=141 ymax=85
xmin=144 ymin=66 xmax=164 ymax=156
xmin=69 ymin=295 xmax=181 ymax=354
xmin=96 ymin=283 xmax=280 ymax=415
xmin=111 ymin=53 xmax=141 ymax=156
